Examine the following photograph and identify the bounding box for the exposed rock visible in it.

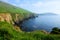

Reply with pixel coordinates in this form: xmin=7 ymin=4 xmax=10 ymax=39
xmin=14 ymin=25 xmax=22 ymax=32
xmin=0 ymin=13 xmax=21 ymax=24
xmin=0 ymin=13 xmax=23 ymax=32
xmin=15 ymin=14 xmax=22 ymax=22
xmin=40 ymin=30 xmax=49 ymax=34
xmin=0 ymin=13 xmax=12 ymax=23
xmin=0 ymin=16 xmax=4 ymax=21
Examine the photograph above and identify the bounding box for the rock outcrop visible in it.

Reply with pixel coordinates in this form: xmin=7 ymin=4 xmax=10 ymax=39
xmin=0 ymin=13 xmax=23 ymax=32
xmin=0 ymin=13 xmax=23 ymax=24
xmin=0 ymin=13 xmax=12 ymax=23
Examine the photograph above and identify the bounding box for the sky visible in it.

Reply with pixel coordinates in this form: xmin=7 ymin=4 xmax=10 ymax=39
xmin=0 ymin=0 xmax=60 ymax=14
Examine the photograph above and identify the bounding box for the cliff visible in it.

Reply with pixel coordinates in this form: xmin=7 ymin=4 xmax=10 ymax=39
xmin=0 ymin=1 xmax=36 ymax=32
xmin=0 ymin=13 xmax=12 ymax=23
xmin=0 ymin=1 xmax=35 ymax=24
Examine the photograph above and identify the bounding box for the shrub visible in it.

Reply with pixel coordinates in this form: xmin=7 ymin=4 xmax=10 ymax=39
xmin=51 ymin=27 xmax=60 ymax=34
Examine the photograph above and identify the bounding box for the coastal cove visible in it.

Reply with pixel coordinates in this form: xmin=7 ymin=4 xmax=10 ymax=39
xmin=20 ymin=14 xmax=60 ymax=32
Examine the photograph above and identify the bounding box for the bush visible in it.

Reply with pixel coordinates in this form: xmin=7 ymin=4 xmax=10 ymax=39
xmin=51 ymin=27 xmax=60 ymax=34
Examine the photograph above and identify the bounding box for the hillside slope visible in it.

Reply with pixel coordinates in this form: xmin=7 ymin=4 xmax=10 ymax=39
xmin=0 ymin=1 xmax=35 ymax=23
xmin=0 ymin=22 xmax=60 ymax=40
xmin=0 ymin=1 xmax=33 ymax=13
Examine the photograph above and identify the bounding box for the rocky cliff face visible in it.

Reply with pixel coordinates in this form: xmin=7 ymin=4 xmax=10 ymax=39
xmin=0 ymin=1 xmax=35 ymax=32
xmin=0 ymin=13 xmax=23 ymax=24
xmin=0 ymin=13 xmax=23 ymax=32
xmin=0 ymin=13 xmax=12 ymax=23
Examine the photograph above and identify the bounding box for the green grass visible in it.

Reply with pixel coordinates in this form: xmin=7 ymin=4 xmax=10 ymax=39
xmin=0 ymin=1 xmax=35 ymax=21
xmin=0 ymin=21 xmax=60 ymax=40
xmin=0 ymin=1 xmax=32 ymax=13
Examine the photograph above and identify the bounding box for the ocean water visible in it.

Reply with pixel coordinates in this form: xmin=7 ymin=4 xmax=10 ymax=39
xmin=21 ymin=14 xmax=60 ymax=32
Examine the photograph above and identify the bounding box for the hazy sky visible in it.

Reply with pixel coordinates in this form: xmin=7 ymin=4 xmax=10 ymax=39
xmin=1 ymin=0 xmax=60 ymax=14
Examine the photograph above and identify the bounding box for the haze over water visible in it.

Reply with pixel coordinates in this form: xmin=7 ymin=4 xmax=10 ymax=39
xmin=21 ymin=14 xmax=60 ymax=32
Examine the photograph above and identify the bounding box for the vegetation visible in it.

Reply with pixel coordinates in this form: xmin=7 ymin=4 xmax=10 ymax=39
xmin=0 ymin=1 xmax=60 ymax=40
xmin=0 ymin=1 xmax=32 ymax=13
xmin=50 ymin=27 xmax=60 ymax=34
xmin=0 ymin=1 xmax=36 ymax=21
xmin=0 ymin=21 xmax=60 ymax=40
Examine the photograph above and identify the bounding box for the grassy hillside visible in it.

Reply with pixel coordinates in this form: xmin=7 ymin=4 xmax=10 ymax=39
xmin=0 ymin=1 xmax=35 ymax=21
xmin=0 ymin=1 xmax=32 ymax=13
xmin=0 ymin=1 xmax=36 ymax=32
xmin=0 ymin=21 xmax=60 ymax=40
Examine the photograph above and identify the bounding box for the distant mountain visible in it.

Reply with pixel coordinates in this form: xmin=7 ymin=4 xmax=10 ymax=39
xmin=39 ymin=13 xmax=57 ymax=15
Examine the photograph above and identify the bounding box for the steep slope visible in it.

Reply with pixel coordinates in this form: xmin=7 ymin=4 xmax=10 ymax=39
xmin=0 ymin=13 xmax=12 ymax=23
xmin=0 ymin=1 xmax=36 ymax=32
xmin=0 ymin=1 xmax=35 ymax=23
xmin=0 ymin=1 xmax=32 ymax=13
